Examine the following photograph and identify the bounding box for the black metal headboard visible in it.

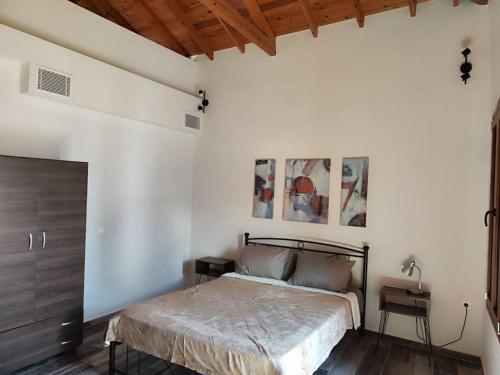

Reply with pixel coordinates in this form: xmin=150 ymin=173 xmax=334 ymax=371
xmin=244 ymin=232 xmax=370 ymax=334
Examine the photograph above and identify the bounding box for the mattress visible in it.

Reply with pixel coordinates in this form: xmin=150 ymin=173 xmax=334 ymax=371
xmin=105 ymin=273 xmax=361 ymax=375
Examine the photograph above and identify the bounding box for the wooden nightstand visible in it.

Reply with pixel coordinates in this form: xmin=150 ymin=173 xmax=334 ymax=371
xmin=195 ymin=257 xmax=235 ymax=284
xmin=377 ymin=285 xmax=432 ymax=357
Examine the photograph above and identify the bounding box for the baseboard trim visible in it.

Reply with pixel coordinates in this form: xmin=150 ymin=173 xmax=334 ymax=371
xmin=83 ymin=312 xmax=117 ymax=328
xmin=367 ymin=330 xmax=481 ymax=366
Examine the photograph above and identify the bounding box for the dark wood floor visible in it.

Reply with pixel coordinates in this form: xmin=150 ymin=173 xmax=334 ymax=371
xmin=13 ymin=322 xmax=483 ymax=375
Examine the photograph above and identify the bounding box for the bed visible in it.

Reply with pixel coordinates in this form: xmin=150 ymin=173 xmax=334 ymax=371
xmin=106 ymin=233 xmax=369 ymax=375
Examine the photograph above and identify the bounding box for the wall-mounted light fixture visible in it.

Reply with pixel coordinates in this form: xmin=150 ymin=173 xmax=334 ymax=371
xmin=460 ymin=48 xmax=472 ymax=84
xmin=197 ymin=90 xmax=209 ymax=113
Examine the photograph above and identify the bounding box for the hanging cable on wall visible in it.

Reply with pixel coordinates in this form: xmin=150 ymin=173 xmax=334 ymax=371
xmin=415 ymin=303 xmax=468 ymax=348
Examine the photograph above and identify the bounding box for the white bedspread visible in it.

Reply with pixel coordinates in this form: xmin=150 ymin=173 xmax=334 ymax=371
xmin=222 ymin=272 xmax=361 ymax=329
xmin=105 ymin=274 xmax=360 ymax=375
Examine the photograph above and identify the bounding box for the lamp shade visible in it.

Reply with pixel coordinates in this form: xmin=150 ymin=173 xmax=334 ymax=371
xmin=401 ymin=260 xmax=415 ymax=276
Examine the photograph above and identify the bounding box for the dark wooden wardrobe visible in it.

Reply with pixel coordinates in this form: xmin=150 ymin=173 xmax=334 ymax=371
xmin=0 ymin=155 xmax=87 ymax=373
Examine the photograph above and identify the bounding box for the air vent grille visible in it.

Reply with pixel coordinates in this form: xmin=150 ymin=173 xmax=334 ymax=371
xmin=37 ymin=67 xmax=71 ymax=97
xmin=185 ymin=113 xmax=201 ymax=131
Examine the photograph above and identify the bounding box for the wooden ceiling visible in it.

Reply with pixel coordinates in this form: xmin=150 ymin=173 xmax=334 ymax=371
xmin=69 ymin=0 xmax=488 ymax=59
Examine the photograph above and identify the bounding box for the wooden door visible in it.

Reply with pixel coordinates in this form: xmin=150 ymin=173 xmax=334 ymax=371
xmin=35 ymin=159 xmax=88 ymax=320
xmin=487 ymin=103 xmax=500 ymax=339
xmin=0 ymin=156 xmax=38 ymax=332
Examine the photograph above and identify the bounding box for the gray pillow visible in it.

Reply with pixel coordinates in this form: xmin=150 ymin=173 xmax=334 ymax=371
xmin=288 ymin=252 xmax=355 ymax=292
xmin=237 ymin=245 xmax=292 ymax=280
xmin=282 ymin=251 xmax=297 ymax=280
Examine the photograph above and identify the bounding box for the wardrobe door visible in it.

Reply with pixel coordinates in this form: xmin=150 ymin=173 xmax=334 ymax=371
xmin=0 ymin=156 xmax=38 ymax=332
xmin=35 ymin=159 xmax=87 ymax=320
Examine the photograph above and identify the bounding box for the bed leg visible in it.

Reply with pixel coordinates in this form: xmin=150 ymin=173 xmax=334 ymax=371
xmin=359 ymin=316 xmax=366 ymax=337
xmin=109 ymin=341 xmax=116 ymax=375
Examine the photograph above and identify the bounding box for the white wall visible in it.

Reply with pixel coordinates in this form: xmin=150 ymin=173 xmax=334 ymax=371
xmin=491 ymin=0 xmax=500 ymax=107
xmin=482 ymin=2 xmax=500 ymax=374
xmin=0 ymin=0 xmax=203 ymax=321
xmin=0 ymin=24 xmax=201 ymax=133
xmin=0 ymin=5 xmax=199 ymax=320
xmin=0 ymin=0 xmax=197 ymax=94
xmin=194 ymin=1 xmax=491 ymax=356
xmin=0 ymin=55 xmax=195 ymax=321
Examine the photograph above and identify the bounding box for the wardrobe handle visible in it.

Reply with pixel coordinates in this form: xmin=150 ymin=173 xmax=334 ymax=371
xmin=42 ymin=232 xmax=47 ymax=249
xmin=61 ymin=320 xmax=76 ymax=327
xmin=61 ymin=339 xmax=76 ymax=345
xmin=28 ymin=233 xmax=33 ymax=251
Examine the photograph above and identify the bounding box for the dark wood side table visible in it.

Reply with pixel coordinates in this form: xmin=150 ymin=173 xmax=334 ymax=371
xmin=377 ymin=286 xmax=432 ymax=357
xmin=195 ymin=257 xmax=235 ymax=284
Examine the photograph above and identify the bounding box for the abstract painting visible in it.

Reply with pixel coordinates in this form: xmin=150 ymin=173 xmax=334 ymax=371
xmin=340 ymin=157 xmax=369 ymax=227
xmin=283 ymin=159 xmax=330 ymax=224
xmin=253 ymin=159 xmax=276 ymax=219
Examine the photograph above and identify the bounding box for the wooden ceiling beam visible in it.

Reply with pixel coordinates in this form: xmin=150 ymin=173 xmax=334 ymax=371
xmin=134 ymin=0 xmax=188 ymax=56
xmin=408 ymin=0 xmax=417 ymax=17
xmin=452 ymin=0 xmax=488 ymax=7
xmin=163 ymin=0 xmax=214 ymax=60
xmin=71 ymin=0 xmax=138 ymax=32
xmin=215 ymin=14 xmax=246 ymax=53
xmin=69 ymin=0 xmax=99 ymax=14
xmin=298 ymin=0 xmax=318 ymax=37
xmin=352 ymin=0 xmax=364 ymax=28
xmin=197 ymin=0 xmax=276 ymax=56
xmin=242 ymin=0 xmax=275 ymax=38
xmin=72 ymin=0 xmax=445 ymax=59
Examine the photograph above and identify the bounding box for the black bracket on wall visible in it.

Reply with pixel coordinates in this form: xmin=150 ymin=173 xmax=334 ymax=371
xmin=198 ymin=90 xmax=209 ymax=113
xmin=460 ymin=48 xmax=472 ymax=84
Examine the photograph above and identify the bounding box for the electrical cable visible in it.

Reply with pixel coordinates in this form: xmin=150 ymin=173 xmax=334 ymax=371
xmin=434 ymin=303 xmax=468 ymax=348
xmin=414 ymin=303 xmax=468 ymax=348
